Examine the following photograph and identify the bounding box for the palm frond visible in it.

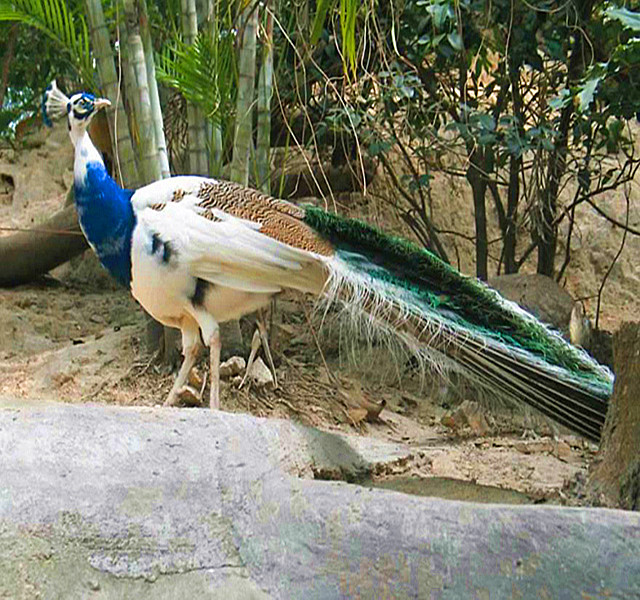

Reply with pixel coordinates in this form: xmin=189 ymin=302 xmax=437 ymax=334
xmin=156 ymin=26 xmax=238 ymax=136
xmin=0 ymin=0 xmax=94 ymax=86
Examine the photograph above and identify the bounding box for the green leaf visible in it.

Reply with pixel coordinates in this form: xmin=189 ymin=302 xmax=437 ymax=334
xmin=311 ymin=0 xmax=334 ymax=45
xmin=578 ymin=77 xmax=601 ymax=112
xmin=0 ymin=0 xmax=93 ymax=86
xmin=541 ymin=138 xmax=554 ymax=151
xmin=549 ymin=89 xmax=570 ymax=110
xmin=605 ymin=6 xmax=640 ymax=31
xmin=471 ymin=112 xmax=495 ymax=131
xmin=157 ymin=26 xmax=238 ymax=129
xmin=447 ymin=31 xmax=462 ymax=51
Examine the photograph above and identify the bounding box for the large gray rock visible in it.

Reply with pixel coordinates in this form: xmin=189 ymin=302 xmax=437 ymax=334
xmin=489 ymin=273 xmax=575 ymax=331
xmin=0 ymin=399 xmax=639 ymax=599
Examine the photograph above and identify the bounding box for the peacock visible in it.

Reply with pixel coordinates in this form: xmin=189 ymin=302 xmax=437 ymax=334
xmin=43 ymin=82 xmax=614 ymax=442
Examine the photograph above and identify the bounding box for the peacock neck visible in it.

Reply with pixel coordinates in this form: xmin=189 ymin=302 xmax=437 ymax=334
xmin=74 ymin=131 xmax=135 ymax=287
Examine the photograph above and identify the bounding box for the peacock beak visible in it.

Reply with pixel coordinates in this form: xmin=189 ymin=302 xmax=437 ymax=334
xmin=94 ymin=98 xmax=111 ymax=111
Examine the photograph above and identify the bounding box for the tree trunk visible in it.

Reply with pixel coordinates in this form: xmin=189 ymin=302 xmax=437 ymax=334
xmin=230 ymin=2 xmax=258 ymax=186
xmin=224 ymin=3 xmax=260 ymax=352
xmin=84 ymin=0 xmax=139 ymax=187
xmin=588 ymin=322 xmax=640 ymax=510
xmin=0 ymin=24 xmax=18 ymax=109
xmin=503 ymin=64 xmax=524 ymax=275
xmin=504 ymin=155 xmax=520 ymax=274
xmin=467 ymin=149 xmax=488 ymax=280
xmin=536 ymin=0 xmax=595 ymax=277
xmin=118 ymin=23 xmax=143 ymax=147
xmin=0 ymin=203 xmax=87 ymax=287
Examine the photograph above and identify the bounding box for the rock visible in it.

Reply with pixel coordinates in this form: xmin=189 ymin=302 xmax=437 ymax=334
xmin=176 ymin=385 xmax=202 ymax=407
xmin=187 ymin=367 xmax=203 ymax=389
xmin=489 ymin=273 xmax=575 ymax=332
xmin=513 ymin=439 xmax=554 ymax=455
xmin=219 ymin=356 xmax=246 ymax=379
xmin=569 ymin=302 xmax=592 ymax=349
xmin=555 ymin=440 xmax=574 ymax=462
xmin=440 ymin=414 xmax=457 ymax=430
xmin=445 ymin=400 xmax=490 ymax=436
xmin=0 ymin=399 xmax=639 ymax=598
xmin=247 ymin=356 xmax=274 ymax=389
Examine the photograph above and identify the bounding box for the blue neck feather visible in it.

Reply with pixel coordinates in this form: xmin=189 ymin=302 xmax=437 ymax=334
xmin=75 ymin=157 xmax=135 ymax=287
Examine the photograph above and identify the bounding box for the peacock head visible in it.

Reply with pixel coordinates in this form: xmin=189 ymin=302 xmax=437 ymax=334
xmin=42 ymin=81 xmax=111 ymax=146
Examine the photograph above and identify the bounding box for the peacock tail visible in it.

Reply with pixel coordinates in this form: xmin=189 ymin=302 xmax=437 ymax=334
xmin=304 ymin=206 xmax=613 ymax=442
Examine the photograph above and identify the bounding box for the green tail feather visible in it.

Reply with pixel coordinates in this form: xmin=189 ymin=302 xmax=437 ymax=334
xmin=303 ymin=205 xmax=613 ymax=395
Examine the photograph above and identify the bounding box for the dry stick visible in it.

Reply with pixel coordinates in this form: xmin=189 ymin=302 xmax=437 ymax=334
xmin=586 ymin=198 xmax=640 ymax=237
xmin=556 ymin=186 xmax=580 ymax=283
xmin=0 ymin=227 xmax=84 ymax=236
xmin=300 ymin=296 xmax=335 ymax=387
xmin=82 ymin=353 xmax=154 ymax=402
xmin=268 ymin=10 xmax=336 ymax=210
xmin=595 ymin=187 xmax=630 ymax=331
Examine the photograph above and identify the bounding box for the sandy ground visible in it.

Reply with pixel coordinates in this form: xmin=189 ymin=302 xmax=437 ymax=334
xmin=1 ymin=119 xmax=636 ymax=505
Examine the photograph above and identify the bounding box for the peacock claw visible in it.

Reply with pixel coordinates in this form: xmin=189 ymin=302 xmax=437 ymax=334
xmin=240 ymin=311 xmax=279 ymax=390
xmin=163 ymin=392 xmax=180 ymax=407
xmin=239 ymin=329 xmax=262 ymax=389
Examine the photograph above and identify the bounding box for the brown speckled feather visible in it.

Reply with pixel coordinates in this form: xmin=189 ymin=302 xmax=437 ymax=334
xmin=192 ymin=181 xmax=334 ymax=256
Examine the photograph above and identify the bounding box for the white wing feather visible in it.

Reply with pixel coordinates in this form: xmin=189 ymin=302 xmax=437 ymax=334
xmin=136 ymin=199 xmax=327 ymax=295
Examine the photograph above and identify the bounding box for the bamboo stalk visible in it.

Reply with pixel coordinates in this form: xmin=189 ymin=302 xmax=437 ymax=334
xmin=122 ymin=0 xmax=161 ymax=184
xmin=256 ymin=8 xmax=273 ymax=193
xmin=230 ymin=1 xmax=258 ymax=186
xmin=138 ymin=0 xmax=170 ymax=178
xmin=118 ymin=23 xmax=142 ymax=154
xmin=84 ymin=0 xmax=139 ymax=187
xmin=182 ymin=0 xmax=208 ymax=175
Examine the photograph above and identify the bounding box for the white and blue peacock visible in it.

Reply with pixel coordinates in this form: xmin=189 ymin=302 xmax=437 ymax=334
xmin=43 ymin=81 xmax=613 ymax=442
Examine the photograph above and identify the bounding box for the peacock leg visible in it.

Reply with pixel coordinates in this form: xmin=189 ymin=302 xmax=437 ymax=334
xmin=256 ymin=316 xmax=278 ymax=389
xmin=164 ymin=328 xmax=201 ymax=407
xmin=209 ymin=325 xmax=221 ymax=409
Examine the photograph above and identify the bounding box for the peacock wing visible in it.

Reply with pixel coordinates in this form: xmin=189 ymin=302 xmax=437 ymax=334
xmin=132 ymin=177 xmax=334 ymax=257
xmin=137 ymin=198 xmax=329 ymax=295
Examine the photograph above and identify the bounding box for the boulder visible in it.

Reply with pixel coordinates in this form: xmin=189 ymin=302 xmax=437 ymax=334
xmin=0 ymin=398 xmax=638 ymax=598
xmin=489 ymin=273 xmax=574 ymax=332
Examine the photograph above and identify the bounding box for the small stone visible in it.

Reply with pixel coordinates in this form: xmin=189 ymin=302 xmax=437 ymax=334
xmin=248 ymin=357 xmax=275 ymax=389
xmin=440 ymin=415 xmax=457 ymax=429
xmin=514 ymin=440 xmax=554 ymax=455
xmin=555 ymin=440 xmax=573 ymax=462
xmin=176 ymin=385 xmax=202 ymax=407
xmin=347 ymin=407 xmax=368 ymax=425
xmin=187 ymin=367 xmax=203 ymax=389
xmin=87 ymin=580 xmax=100 ymax=591
xmin=219 ymin=356 xmax=246 ymax=379
xmin=448 ymin=400 xmax=490 ymax=436
xmin=514 ymin=441 xmax=532 ymax=454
